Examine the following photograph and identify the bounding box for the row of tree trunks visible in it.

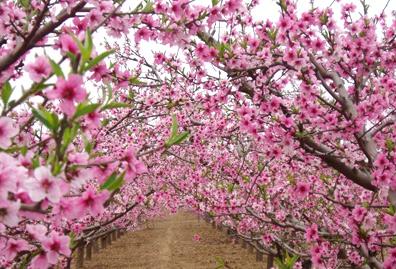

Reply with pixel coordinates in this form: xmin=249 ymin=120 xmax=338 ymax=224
xmin=75 ymin=229 xmax=125 ymax=268
xmin=204 ymin=215 xmax=275 ymax=269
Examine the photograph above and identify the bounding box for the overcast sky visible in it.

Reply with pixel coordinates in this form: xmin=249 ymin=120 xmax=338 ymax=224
xmin=17 ymin=0 xmax=396 ymax=99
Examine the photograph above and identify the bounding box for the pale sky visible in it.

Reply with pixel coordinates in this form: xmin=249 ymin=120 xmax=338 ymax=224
xmin=14 ymin=0 xmax=396 ymax=106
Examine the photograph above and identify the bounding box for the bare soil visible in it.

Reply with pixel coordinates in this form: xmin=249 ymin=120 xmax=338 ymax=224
xmin=81 ymin=211 xmax=266 ymax=269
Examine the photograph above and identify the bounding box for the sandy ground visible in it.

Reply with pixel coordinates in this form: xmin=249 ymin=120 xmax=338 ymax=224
xmin=80 ymin=211 xmax=266 ymax=269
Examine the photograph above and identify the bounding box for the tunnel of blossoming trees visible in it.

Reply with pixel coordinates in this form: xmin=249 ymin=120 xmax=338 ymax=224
xmin=0 ymin=0 xmax=395 ymax=268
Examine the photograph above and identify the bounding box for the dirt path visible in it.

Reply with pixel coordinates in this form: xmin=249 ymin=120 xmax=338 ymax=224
xmin=82 ymin=211 xmax=266 ymax=269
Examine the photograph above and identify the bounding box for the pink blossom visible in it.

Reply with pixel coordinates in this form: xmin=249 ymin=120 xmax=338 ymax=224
xmin=25 ymin=56 xmax=52 ymax=82
xmin=0 ymin=117 xmax=18 ymax=148
xmin=72 ymin=17 xmax=88 ymax=34
xmin=90 ymin=63 xmax=108 ymax=82
xmin=59 ymin=34 xmax=78 ymax=54
xmin=261 ymin=234 xmax=273 ymax=245
xmin=0 ymin=153 xmax=24 ymax=198
xmin=27 ymin=167 xmax=62 ymax=203
xmin=193 ymin=233 xmax=201 ymax=241
xmin=154 ymin=53 xmax=166 ymax=64
xmin=52 ymin=198 xmax=78 ymax=220
xmin=26 ymin=224 xmax=47 ymax=241
xmin=85 ymin=111 xmax=101 ymax=129
xmin=352 ymin=206 xmax=367 ymax=222
xmin=224 ymin=0 xmax=242 ymax=13
xmin=4 ymin=238 xmax=29 ymax=261
xmin=42 ymin=231 xmax=71 ymax=264
xmin=76 ymin=187 xmax=109 ymax=216
xmin=47 ymin=74 xmax=86 ymax=116
xmin=30 ymin=252 xmax=50 ymax=269
xmin=87 ymin=10 xmax=103 ymax=26
xmin=295 ymin=182 xmax=310 ymax=199
xmin=134 ymin=27 xmax=152 ymax=43
xmin=305 ymin=223 xmax=319 ymax=242
xmin=0 ymin=200 xmax=20 ymax=227
xmin=123 ymin=148 xmax=147 ymax=181
xmin=170 ymin=1 xmax=184 ymax=19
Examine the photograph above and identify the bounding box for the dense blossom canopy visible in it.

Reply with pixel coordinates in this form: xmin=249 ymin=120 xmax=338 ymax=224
xmin=0 ymin=0 xmax=395 ymax=268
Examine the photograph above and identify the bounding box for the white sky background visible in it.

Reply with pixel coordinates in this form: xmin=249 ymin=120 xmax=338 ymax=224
xmin=16 ymin=0 xmax=396 ymax=105
xmin=135 ymin=0 xmax=395 ymax=70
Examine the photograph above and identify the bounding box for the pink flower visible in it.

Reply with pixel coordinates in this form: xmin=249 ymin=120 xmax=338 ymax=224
xmin=193 ymin=233 xmax=201 ymax=241
xmin=26 ymin=224 xmax=47 ymax=241
xmin=27 ymin=167 xmax=62 ymax=203
xmin=154 ymin=53 xmax=166 ymax=65
xmin=374 ymin=153 xmax=389 ymax=168
xmin=170 ymin=1 xmax=184 ymax=19
xmin=305 ymin=223 xmax=319 ymax=242
xmin=261 ymin=234 xmax=273 ymax=245
xmin=25 ymin=56 xmax=52 ymax=82
xmin=72 ymin=17 xmax=88 ymax=34
xmin=295 ymin=182 xmax=310 ymax=199
xmin=134 ymin=27 xmax=152 ymax=43
xmin=31 ymin=252 xmax=50 ymax=269
xmin=42 ymin=231 xmax=71 ymax=264
xmin=0 ymin=199 xmax=20 ymax=227
xmin=0 ymin=117 xmax=18 ymax=148
xmin=85 ymin=111 xmax=101 ymax=129
xmin=4 ymin=238 xmax=29 ymax=260
xmin=76 ymin=187 xmax=109 ymax=216
xmin=52 ymin=198 xmax=78 ymax=220
xmin=47 ymin=74 xmax=86 ymax=116
xmin=0 ymin=153 xmax=24 ymax=199
xmin=224 ymin=0 xmax=242 ymax=13
xmin=352 ymin=206 xmax=367 ymax=222
xmin=59 ymin=34 xmax=79 ymax=54
xmin=123 ymin=148 xmax=147 ymax=181
xmin=90 ymin=63 xmax=108 ymax=82
xmin=87 ymin=10 xmax=103 ymax=25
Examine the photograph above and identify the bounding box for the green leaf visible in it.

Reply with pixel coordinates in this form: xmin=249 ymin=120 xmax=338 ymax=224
xmin=20 ymin=146 xmax=28 ymax=155
xmin=66 ymin=51 xmax=77 ymax=66
xmin=1 ymin=81 xmax=12 ymax=106
xmin=385 ymin=204 xmax=396 ymax=216
xmin=52 ymin=161 xmax=63 ymax=176
xmin=83 ymin=136 xmax=94 ymax=154
xmin=84 ymin=50 xmax=115 ymax=71
xmin=171 ymin=131 xmax=189 ymax=145
xmin=101 ymin=118 xmax=110 ymax=126
xmin=69 ymin=232 xmax=78 ymax=249
xmin=49 ymin=58 xmax=64 ymax=78
xmin=267 ymin=28 xmax=278 ymax=42
xmin=101 ymin=172 xmax=125 ymax=191
xmin=32 ymin=156 xmax=40 ymax=169
xmin=214 ymin=257 xmax=225 ymax=269
xmin=18 ymin=0 xmax=30 ymax=8
xmin=129 ymin=76 xmax=142 ymax=84
xmin=171 ymin=114 xmax=179 ymax=137
xmin=74 ymin=103 xmax=100 ymax=118
xmin=227 ymin=183 xmax=234 ymax=193
xmin=274 ymin=252 xmax=299 ymax=269
xmin=164 ymin=115 xmax=190 ymax=148
xmin=212 ymin=0 xmax=220 ymax=6
xmin=386 ymin=139 xmax=395 ymax=152
xmin=101 ymin=102 xmax=131 ymax=111
xmin=84 ymin=29 xmax=93 ymax=62
xmin=101 ymin=172 xmax=117 ymax=190
xmin=142 ymin=0 xmax=154 ymax=12
xmin=278 ymin=0 xmax=287 ymax=12
xmin=242 ymin=175 xmax=250 ymax=183
xmin=61 ymin=124 xmax=78 ymax=154
xmin=70 ymin=34 xmax=85 ymax=57
xmin=165 ymin=131 xmax=190 ymax=148
xmin=32 ymin=108 xmax=59 ymax=132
